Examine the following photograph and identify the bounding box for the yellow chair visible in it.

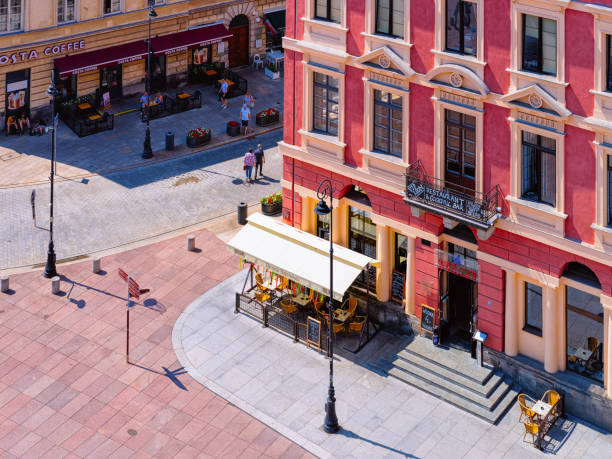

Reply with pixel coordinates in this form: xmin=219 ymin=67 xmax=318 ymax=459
xmin=340 ymin=297 xmax=358 ymax=318
xmin=333 ymin=322 xmax=345 ymax=337
xmin=522 ymin=421 xmax=539 ymax=446
xmin=255 ymin=290 xmax=270 ymax=304
xmin=541 ymin=390 xmax=561 ymax=417
xmin=314 ymin=300 xmax=329 ymax=325
xmin=280 ymin=298 xmax=298 ymax=315
xmin=275 ymin=277 xmax=289 ymax=295
xmin=255 ymin=273 xmax=268 ymax=291
xmin=348 ymin=316 xmax=366 ymax=334
xmin=518 ymin=393 xmax=536 ymax=423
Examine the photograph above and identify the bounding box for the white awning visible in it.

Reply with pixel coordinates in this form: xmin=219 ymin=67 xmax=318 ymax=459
xmin=227 ymin=213 xmax=375 ymax=301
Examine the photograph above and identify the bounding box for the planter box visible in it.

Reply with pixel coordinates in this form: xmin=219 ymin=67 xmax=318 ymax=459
xmin=265 ymin=68 xmax=280 ymax=80
xmin=186 ymin=132 xmax=211 ymax=148
xmin=256 ymin=112 xmax=280 ymax=127
xmin=261 ymin=201 xmax=282 ymax=216
xmin=226 ymin=122 xmax=240 ymax=137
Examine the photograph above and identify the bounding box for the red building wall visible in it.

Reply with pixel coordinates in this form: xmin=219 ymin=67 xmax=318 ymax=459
xmin=565 ymin=9 xmax=594 ymax=117
xmin=483 ymin=0 xmax=511 ymax=94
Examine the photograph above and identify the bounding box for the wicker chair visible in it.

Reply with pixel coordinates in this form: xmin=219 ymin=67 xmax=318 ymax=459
xmin=348 ymin=316 xmax=366 ymax=334
xmin=541 ymin=390 xmax=561 ymax=417
xmin=518 ymin=393 xmax=536 ymax=423
xmin=332 ymin=321 xmax=345 ymax=337
xmin=522 ymin=420 xmax=539 ymax=446
xmin=340 ymin=297 xmax=358 ymax=319
xmin=280 ymin=298 xmax=298 ymax=315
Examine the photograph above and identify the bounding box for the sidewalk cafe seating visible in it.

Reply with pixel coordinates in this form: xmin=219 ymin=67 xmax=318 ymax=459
xmin=518 ymin=393 xmax=536 ymax=422
xmin=340 ymin=297 xmax=358 ymax=319
xmin=333 ymin=321 xmax=345 ymax=337
xmin=280 ymin=298 xmax=298 ymax=315
xmin=349 ymin=316 xmax=367 ymax=334
xmin=216 ymin=69 xmax=247 ymax=98
xmin=522 ymin=420 xmax=539 ymax=447
xmin=518 ymin=390 xmax=563 ymax=449
xmin=275 ymin=277 xmax=288 ymax=296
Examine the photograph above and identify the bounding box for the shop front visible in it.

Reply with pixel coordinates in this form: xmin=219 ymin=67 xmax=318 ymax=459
xmin=4 ymin=69 xmax=29 ymax=130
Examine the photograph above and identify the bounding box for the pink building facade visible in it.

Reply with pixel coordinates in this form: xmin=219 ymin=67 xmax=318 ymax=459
xmin=280 ymin=0 xmax=612 ymax=414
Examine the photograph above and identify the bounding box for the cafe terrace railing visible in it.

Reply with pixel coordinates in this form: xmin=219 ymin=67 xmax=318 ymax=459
xmin=404 ymin=160 xmax=502 ymax=231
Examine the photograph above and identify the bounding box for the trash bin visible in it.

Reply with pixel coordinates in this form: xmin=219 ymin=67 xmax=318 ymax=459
xmin=165 ymin=131 xmax=174 ymax=151
xmin=237 ymin=202 xmax=247 ymax=225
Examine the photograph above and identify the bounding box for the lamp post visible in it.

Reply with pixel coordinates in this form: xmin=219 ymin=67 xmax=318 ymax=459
xmin=43 ymin=72 xmax=59 ymax=279
xmin=142 ymin=3 xmax=157 ymax=159
xmin=314 ymin=178 xmax=340 ymax=434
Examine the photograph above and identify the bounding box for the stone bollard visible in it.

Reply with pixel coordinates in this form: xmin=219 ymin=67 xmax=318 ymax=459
xmin=93 ymin=258 xmax=101 ymax=274
xmin=1 ymin=276 xmax=8 ymax=293
xmin=51 ymin=276 xmax=60 ymax=294
xmin=187 ymin=235 xmax=196 ymax=252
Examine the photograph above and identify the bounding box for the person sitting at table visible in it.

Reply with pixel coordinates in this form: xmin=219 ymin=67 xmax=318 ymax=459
xmin=153 ymin=92 xmax=163 ymax=104
xmin=139 ymin=91 xmax=149 ymax=115
xmin=18 ymin=114 xmax=31 ymax=134
xmin=6 ymin=115 xmax=19 ymax=135
xmin=29 ymin=119 xmax=45 ymax=136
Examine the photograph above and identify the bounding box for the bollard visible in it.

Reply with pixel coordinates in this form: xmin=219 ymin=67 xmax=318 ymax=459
xmin=92 ymin=258 xmax=101 ymax=274
xmin=237 ymin=202 xmax=247 ymax=225
xmin=51 ymin=276 xmax=60 ymax=294
xmin=1 ymin=276 xmax=8 ymax=293
xmin=187 ymin=235 xmax=196 ymax=252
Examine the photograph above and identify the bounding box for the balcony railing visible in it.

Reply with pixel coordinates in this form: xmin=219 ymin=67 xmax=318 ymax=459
xmin=404 ymin=161 xmax=501 ymax=230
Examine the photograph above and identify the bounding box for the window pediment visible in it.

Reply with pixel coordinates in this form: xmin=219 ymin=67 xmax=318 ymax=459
xmin=353 ymin=46 xmax=415 ymax=79
xmin=500 ymin=84 xmax=571 ymax=119
xmin=425 ymin=64 xmax=489 ymax=98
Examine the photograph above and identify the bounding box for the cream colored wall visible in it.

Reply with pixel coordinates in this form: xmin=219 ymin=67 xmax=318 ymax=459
xmin=28 ymin=0 xmax=54 ymax=30
xmin=81 ymin=0 xmax=101 ymax=20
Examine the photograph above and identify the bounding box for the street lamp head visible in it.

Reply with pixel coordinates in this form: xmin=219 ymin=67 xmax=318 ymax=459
xmin=46 ymin=71 xmax=58 ymax=98
xmin=314 ymin=198 xmax=331 ymax=216
xmin=148 ymin=7 xmax=157 ymax=18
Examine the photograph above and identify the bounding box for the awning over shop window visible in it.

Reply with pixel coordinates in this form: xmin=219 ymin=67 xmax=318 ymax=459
xmin=151 ymin=24 xmax=232 ymax=56
xmin=55 ymin=41 xmax=147 ymax=78
xmin=264 ymin=10 xmax=285 ymax=35
xmin=227 ymin=213 xmax=375 ymax=301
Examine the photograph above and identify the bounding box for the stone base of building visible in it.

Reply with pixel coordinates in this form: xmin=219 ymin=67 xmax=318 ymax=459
xmin=486 ymin=349 xmax=612 ymax=432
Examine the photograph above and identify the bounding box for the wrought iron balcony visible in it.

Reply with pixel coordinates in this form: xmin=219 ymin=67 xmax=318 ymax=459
xmin=404 ymin=161 xmax=501 ymax=230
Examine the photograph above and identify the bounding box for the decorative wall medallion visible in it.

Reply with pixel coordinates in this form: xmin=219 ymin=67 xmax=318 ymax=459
xmin=449 ymin=73 xmax=463 ymax=88
xmin=378 ymin=54 xmax=391 ymax=69
xmin=528 ymin=94 xmax=543 ymax=109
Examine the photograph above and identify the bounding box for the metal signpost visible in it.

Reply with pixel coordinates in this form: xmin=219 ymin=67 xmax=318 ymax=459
xmin=118 ymin=268 xmax=140 ymax=363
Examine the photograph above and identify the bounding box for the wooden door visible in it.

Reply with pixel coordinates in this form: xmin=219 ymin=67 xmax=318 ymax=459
xmin=229 ymin=24 xmax=249 ymax=67
xmin=445 ymin=109 xmax=476 ymax=194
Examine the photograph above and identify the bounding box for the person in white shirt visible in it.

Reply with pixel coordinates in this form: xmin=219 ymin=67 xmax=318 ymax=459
xmin=240 ymin=104 xmax=251 ymax=135
xmin=219 ymin=80 xmax=229 ymax=109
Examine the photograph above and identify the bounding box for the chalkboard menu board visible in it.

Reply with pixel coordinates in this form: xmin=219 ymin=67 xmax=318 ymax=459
xmin=391 ymin=271 xmax=405 ymax=302
xmin=420 ymin=305 xmax=435 ymax=333
xmin=307 ymin=316 xmax=321 ymax=350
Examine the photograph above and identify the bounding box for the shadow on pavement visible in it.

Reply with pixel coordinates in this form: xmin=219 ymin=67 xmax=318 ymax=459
xmin=339 ymin=428 xmax=416 ymax=458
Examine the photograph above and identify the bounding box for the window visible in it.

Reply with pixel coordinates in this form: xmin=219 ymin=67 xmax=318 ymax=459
xmin=0 ymin=0 xmax=21 ymax=32
xmin=524 ymin=282 xmax=542 ymax=335
xmin=317 ymin=213 xmax=330 ymax=240
xmin=313 ymin=73 xmax=339 ymax=136
xmin=375 ymin=0 xmax=403 ymax=38
xmin=445 ymin=109 xmax=476 ymax=191
xmin=446 ymin=0 xmax=477 ymax=56
xmin=315 ymin=0 xmax=340 ymax=23
xmin=607 ymin=35 xmax=612 ymax=92
xmin=394 ymin=233 xmax=407 ymax=272
xmin=522 ymin=14 xmax=556 ymax=76
xmin=608 ymin=155 xmax=612 ymax=226
xmin=104 ymin=0 xmax=120 ymax=14
xmin=373 ymin=89 xmax=402 ymax=157
xmin=349 ymin=207 xmax=377 ymax=289
xmin=58 ymin=0 xmax=75 ymax=23
xmin=521 ymin=131 xmax=556 ymax=206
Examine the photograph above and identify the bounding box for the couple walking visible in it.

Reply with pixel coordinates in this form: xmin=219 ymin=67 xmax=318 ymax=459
xmin=243 ymin=144 xmax=265 ymax=183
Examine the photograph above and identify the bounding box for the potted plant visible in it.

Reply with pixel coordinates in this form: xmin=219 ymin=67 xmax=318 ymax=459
xmin=264 ymin=62 xmax=280 ymax=80
xmin=256 ymin=108 xmax=280 ymax=127
xmin=260 ymin=192 xmax=283 ymax=215
xmin=186 ymin=127 xmax=211 ymax=147
xmin=226 ymin=120 xmax=240 ymax=137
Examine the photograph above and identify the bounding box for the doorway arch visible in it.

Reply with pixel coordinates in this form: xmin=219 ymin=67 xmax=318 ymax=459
xmin=229 ymin=14 xmax=250 ymax=68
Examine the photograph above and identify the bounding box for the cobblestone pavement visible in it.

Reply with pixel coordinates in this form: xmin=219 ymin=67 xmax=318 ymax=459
xmin=0 ymin=227 xmax=313 ymax=458
xmin=0 ymin=130 xmax=282 ymax=272
xmin=0 ymin=68 xmax=283 ymax=187
xmin=175 ymin=272 xmax=612 ymax=459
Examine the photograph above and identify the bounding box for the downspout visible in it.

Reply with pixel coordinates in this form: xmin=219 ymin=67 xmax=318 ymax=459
xmin=291 ymin=0 xmax=298 ymax=227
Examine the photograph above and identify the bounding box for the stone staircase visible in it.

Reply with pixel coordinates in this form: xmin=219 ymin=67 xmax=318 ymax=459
xmin=371 ymin=335 xmax=518 ymax=424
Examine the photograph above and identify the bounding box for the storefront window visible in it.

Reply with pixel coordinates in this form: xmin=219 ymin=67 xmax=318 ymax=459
xmin=265 ymin=9 xmax=285 ymax=50
xmin=349 ymin=207 xmax=377 ymax=289
xmin=394 ymin=233 xmax=407 ymax=272
xmin=524 ymin=282 xmax=542 ymax=335
xmin=4 ymin=69 xmax=29 ymax=130
xmin=566 ymin=286 xmax=604 ymax=384
xmin=317 ymin=213 xmax=330 ymax=240
xmin=0 ymin=0 xmax=22 ymax=32
xmin=58 ymin=0 xmax=75 ymax=23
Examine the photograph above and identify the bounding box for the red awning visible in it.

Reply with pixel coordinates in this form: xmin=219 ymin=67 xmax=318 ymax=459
xmin=55 ymin=40 xmax=147 ymax=78
xmin=151 ymin=24 xmax=232 ymax=56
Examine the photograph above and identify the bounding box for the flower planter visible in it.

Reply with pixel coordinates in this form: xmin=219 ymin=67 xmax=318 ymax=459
xmin=226 ymin=121 xmax=240 ymax=137
xmin=186 ymin=132 xmax=211 ymax=147
xmin=265 ymin=67 xmax=280 ymax=80
xmin=261 ymin=201 xmax=282 ymax=216
xmin=256 ymin=110 xmax=280 ymax=127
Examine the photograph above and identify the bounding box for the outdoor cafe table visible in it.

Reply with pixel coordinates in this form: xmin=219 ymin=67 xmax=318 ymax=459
xmin=334 ymin=309 xmax=351 ymax=323
xmin=574 ymin=348 xmax=593 ymax=362
xmin=78 ymin=102 xmax=92 ymax=110
xmin=292 ymin=293 xmax=311 ymax=307
xmin=88 ymin=114 xmax=101 ymax=121
xmin=532 ymin=400 xmax=552 ymax=421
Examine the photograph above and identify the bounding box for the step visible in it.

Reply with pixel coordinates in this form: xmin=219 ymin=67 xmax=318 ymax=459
xmin=383 ymin=361 xmax=518 ymax=423
xmin=401 ymin=339 xmax=495 ymax=385
xmin=396 ymin=350 xmax=501 ymax=397
xmin=383 ymin=358 xmax=511 ymax=411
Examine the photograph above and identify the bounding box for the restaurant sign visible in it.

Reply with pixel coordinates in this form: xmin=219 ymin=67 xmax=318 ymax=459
xmin=436 ymin=249 xmax=479 ymax=282
xmin=0 ymin=40 xmax=85 ymax=66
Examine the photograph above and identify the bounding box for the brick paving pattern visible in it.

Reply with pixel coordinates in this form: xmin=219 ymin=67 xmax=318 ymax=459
xmin=0 ymin=229 xmax=313 ymax=458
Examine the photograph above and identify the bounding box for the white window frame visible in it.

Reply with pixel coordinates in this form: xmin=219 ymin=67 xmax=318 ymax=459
xmin=57 ymin=0 xmax=76 ymax=24
xmin=306 ymin=0 xmax=346 ymax=27
xmin=103 ymin=0 xmax=122 ymax=16
xmin=302 ymin=0 xmax=348 ymax=54
xmin=433 ymin=0 xmax=485 ymax=77
xmin=592 ymin=135 xmax=612 ymax=252
xmin=0 ymin=0 xmax=23 ymax=33
xmin=364 ymin=0 xmax=410 ymax=46
xmin=590 ymin=12 xmax=612 ymax=122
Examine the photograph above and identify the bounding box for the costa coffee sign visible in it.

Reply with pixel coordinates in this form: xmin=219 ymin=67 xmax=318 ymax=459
xmin=0 ymin=40 xmax=85 ymax=66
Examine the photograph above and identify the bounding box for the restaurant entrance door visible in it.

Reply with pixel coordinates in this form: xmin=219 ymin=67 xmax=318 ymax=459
xmin=447 ymin=272 xmax=475 ymax=346
xmin=100 ymin=65 xmax=122 ymax=100
xmin=229 ymin=15 xmax=249 ymax=68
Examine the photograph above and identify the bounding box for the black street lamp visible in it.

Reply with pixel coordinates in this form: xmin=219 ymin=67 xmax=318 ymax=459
xmin=142 ymin=3 xmax=157 ymax=159
xmin=43 ymin=72 xmax=59 ymax=279
xmin=314 ymin=178 xmax=340 ymax=434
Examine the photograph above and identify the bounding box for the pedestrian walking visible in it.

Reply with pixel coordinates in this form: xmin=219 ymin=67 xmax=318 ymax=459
xmin=243 ymin=91 xmax=255 ymax=110
xmin=243 ymin=148 xmax=255 ymax=183
xmin=240 ymin=103 xmax=251 ymax=135
xmin=140 ymin=91 xmax=149 ymax=116
xmin=254 ymin=143 xmax=265 ymax=178
xmin=219 ymin=80 xmax=229 ymax=109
